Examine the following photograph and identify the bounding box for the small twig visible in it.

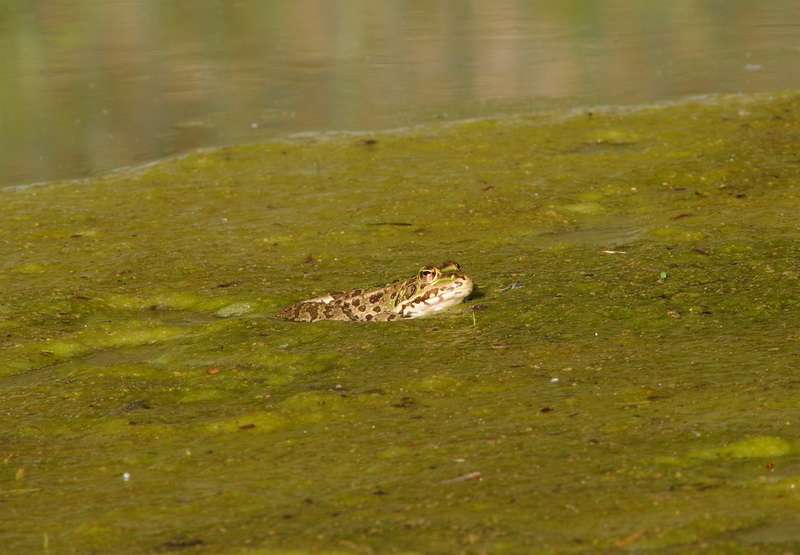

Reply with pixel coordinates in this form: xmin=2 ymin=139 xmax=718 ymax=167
xmin=613 ymin=529 xmax=646 ymax=550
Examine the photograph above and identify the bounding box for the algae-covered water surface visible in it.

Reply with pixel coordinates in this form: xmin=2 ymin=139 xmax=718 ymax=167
xmin=2 ymin=93 xmax=800 ymax=553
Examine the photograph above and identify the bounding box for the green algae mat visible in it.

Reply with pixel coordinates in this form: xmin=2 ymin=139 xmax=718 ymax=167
xmin=2 ymin=92 xmax=800 ymax=553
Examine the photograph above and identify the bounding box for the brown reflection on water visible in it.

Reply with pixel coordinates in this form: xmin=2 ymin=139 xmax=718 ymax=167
xmin=2 ymin=1 xmax=799 ymax=186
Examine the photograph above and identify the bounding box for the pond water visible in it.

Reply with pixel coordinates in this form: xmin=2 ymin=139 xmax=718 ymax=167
xmin=2 ymin=2 xmax=800 ymax=554
xmin=2 ymin=0 xmax=800 ymax=187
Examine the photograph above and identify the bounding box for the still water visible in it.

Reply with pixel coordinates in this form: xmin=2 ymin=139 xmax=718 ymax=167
xmin=2 ymin=0 xmax=800 ymax=187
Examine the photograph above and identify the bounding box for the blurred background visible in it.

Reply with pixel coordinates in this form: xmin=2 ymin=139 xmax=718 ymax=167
xmin=2 ymin=0 xmax=799 ymax=187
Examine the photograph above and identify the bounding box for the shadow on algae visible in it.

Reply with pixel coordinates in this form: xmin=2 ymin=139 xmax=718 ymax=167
xmin=1 ymin=92 xmax=800 ymax=553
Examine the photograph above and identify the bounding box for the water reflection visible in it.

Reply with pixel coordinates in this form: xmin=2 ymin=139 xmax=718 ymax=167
xmin=2 ymin=0 xmax=799 ymax=186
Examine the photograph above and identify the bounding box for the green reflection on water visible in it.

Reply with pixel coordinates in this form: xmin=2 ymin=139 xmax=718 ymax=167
xmin=1 ymin=92 xmax=800 ymax=552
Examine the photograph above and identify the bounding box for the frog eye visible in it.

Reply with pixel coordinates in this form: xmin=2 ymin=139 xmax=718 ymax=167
xmin=418 ymin=266 xmax=438 ymax=283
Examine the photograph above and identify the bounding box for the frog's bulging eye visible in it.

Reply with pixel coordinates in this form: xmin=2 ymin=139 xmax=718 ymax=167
xmin=418 ymin=266 xmax=438 ymax=283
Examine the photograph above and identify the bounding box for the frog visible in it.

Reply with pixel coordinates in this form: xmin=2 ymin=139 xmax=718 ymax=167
xmin=277 ymin=262 xmax=473 ymax=322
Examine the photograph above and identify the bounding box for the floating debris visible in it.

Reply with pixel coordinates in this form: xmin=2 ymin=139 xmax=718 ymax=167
xmin=500 ymin=282 xmax=525 ymax=292
xmin=438 ymin=471 xmax=483 ymax=485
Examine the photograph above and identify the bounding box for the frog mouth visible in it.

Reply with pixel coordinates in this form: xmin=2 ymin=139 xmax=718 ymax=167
xmin=402 ymin=277 xmax=473 ymax=316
